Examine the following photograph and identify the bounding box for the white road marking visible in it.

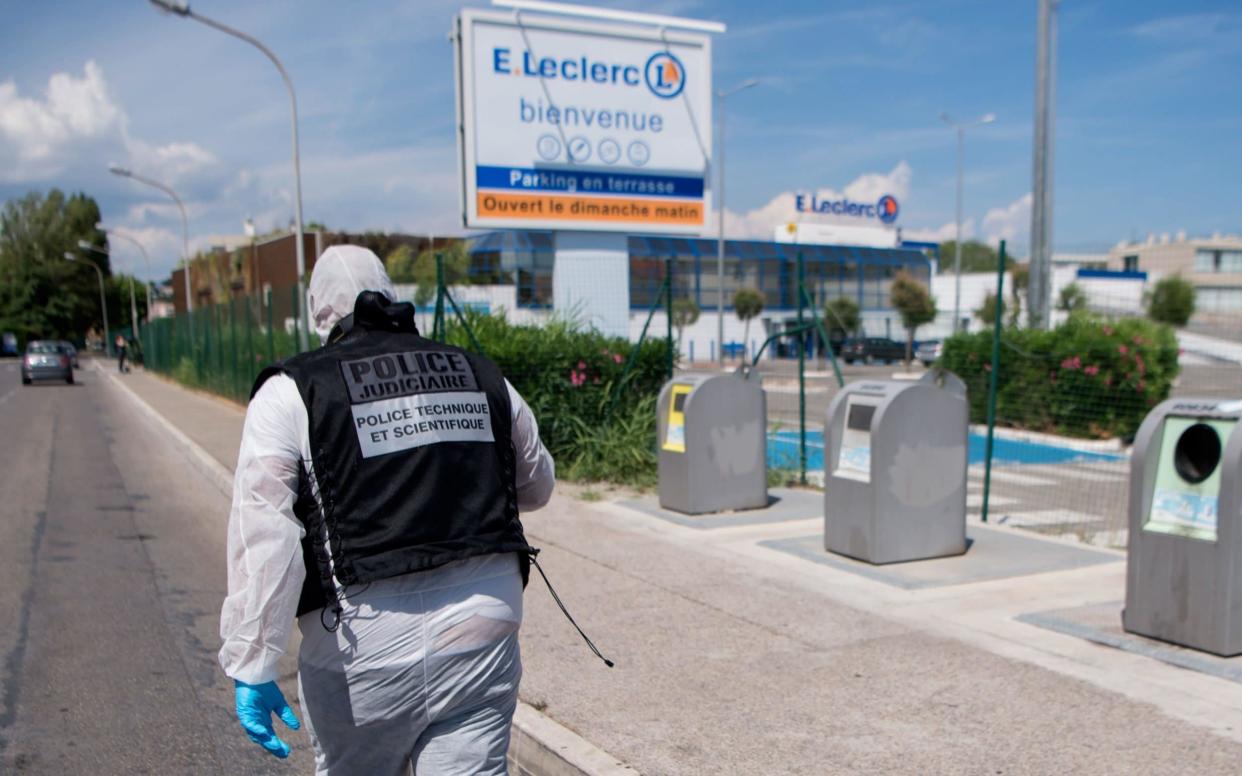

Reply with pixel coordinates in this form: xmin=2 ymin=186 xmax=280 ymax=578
xmin=968 ymin=468 xmax=1057 ymax=487
xmin=968 ymin=494 xmax=1017 ymax=508
xmin=996 ymin=509 xmax=1105 ymax=527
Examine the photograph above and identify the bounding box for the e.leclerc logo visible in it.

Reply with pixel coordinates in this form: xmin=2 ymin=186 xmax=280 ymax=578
xmin=492 ymin=47 xmax=686 ymax=99
xmin=644 ymin=52 xmax=684 ymax=99
xmin=877 ymin=195 xmax=899 ymax=224
xmin=795 ymin=193 xmax=901 ymax=224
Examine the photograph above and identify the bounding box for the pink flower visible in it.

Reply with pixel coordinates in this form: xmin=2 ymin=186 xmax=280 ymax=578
xmin=1102 ymin=325 xmax=1114 ymax=336
xmin=983 ymin=363 xmax=992 ymax=372
xmin=1117 ymin=344 xmax=1129 ymax=356
xmin=1084 ymin=365 xmax=1099 ymax=376
xmin=577 ymin=360 xmax=586 ymax=370
xmin=1060 ymin=356 xmax=1081 ymax=370
xmin=613 ymin=353 xmax=623 ymax=364
xmin=569 ymin=370 xmax=586 ymax=386
xmin=1137 ymin=380 xmax=1146 ymax=392
xmin=1135 ymin=354 xmax=1146 ymax=376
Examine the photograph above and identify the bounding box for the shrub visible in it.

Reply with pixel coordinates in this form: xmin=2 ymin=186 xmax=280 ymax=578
xmin=1148 ymin=275 xmax=1196 ymax=326
xmin=1057 ymin=282 xmax=1088 ymax=313
xmin=940 ymin=316 xmax=1179 ymax=439
xmin=445 ymin=310 xmax=670 ymax=484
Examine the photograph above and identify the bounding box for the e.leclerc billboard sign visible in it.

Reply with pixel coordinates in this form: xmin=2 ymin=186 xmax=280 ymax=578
xmin=454 ymin=8 xmax=712 ymax=234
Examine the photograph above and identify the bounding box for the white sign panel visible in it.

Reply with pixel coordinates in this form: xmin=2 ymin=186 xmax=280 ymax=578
xmin=454 ymin=8 xmax=712 ymax=233
xmin=352 ymin=392 xmax=494 ymax=458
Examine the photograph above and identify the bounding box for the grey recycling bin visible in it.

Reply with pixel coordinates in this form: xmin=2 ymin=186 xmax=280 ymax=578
xmin=1123 ymin=397 xmax=1242 ymax=656
xmin=823 ymin=370 xmax=968 ymax=564
xmin=657 ymin=367 xmax=767 ymax=515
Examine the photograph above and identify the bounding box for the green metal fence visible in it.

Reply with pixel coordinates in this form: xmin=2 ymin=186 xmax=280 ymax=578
xmin=143 ymin=285 xmax=309 ymax=403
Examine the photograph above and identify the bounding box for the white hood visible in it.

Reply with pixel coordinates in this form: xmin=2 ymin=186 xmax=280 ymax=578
xmin=306 ymin=245 xmax=397 ymax=341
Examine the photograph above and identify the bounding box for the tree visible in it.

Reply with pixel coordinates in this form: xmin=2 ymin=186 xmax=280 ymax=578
xmin=0 ymin=189 xmax=109 ymax=345
xmin=732 ymin=287 xmax=764 ymax=360
xmin=890 ymin=271 xmax=937 ymax=364
xmin=385 ymin=244 xmax=417 ymax=283
xmin=975 ymin=292 xmax=1003 ymax=326
xmin=1148 ymin=275 xmax=1196 ymax=326
xmin=1057 ymin=282 xmax=1088 ymax=314
xmin=823 ymin=296 xmax=861 ymax=340
xmin=1008 ymin=263 xmax=1030 ymax=327
xmin=938 ymin=240 xmax=1013 ymax=274
xmin=671 ymin=297 xmax=700 ymax=356
xmin=412 ymin=241 xmax=470 ymax=306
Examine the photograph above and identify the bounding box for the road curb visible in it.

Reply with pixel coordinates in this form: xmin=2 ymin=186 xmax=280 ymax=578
xmin=99 ymin=365 xmax=634 ymax=776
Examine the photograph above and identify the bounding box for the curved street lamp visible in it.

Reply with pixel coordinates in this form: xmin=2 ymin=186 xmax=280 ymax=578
xmin=149 ymin=0 xmax=309 ymax=352
xmin=79 ymin=240 xmax=141 ymax=352
xmin=96 ymin=224 xmax=154 ymax=322
xmin=64 ymin=251 xmax=111 ymax=356
xmin=939 ymin=111 xmax=996 ymax=333
xmin=108 ymin=165 xmax=192 ymax=320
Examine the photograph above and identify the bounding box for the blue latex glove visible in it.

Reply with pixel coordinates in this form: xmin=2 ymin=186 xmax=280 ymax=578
xmin=234 ymin=680 xmax=301 ymax=758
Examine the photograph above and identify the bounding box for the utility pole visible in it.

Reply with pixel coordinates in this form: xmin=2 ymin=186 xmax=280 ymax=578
xmin=1028 ymin=0 xmax=1058 ymax=329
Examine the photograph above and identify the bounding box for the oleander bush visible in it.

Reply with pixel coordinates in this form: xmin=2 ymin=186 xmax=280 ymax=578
xmin=940 ymin=315 xmax=1179 ymax=440
xmin=447 ymin=310 xmax=671 ymax=484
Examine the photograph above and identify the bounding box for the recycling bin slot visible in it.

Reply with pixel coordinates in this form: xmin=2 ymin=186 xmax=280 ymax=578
xmin=1124 ymin=398 xmax=1242 ymax=656
xmin=657 ymin=367 xmax=767 ymax=515
xmin=1174 ymin=423 xmax=1220 ymax=484
xmin=824 ymin=370 xmax=968 ymax=564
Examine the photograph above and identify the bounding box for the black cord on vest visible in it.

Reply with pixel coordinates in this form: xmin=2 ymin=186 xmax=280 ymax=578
xmin=529 ymin=554 xmax=615 ymax=668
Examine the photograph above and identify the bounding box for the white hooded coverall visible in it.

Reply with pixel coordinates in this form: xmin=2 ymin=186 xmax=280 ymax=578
xmin=219 ymin=246 xmax=555 ymax=774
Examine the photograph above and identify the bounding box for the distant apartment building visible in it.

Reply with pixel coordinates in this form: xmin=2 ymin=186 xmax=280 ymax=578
xmin=1107 ymin=234 xmax=1242 ymax=314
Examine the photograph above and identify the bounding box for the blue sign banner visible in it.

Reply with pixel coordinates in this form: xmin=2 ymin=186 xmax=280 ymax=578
xmin=476 ymin=165 xmax=703 ymax=199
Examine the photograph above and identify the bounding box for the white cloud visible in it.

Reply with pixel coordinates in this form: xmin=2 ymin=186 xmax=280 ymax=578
xmin=902 ymin=219 xmax=975 ymax=244
xmin=719 ymin=161 xmax=912 ymax=239
xmin=981 ymin=192 xmax=1032 ymax=250
xmin=0 ymin=60 xmax=217 ymax=184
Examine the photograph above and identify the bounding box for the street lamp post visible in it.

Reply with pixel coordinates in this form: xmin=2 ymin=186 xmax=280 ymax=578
xmin=715 ymin=78 xmax=759 ymax=366
xmin=149 ymin=0 xmax=310 ymax=352
xmin=79 ymin=240 xmax=140 ymax=352
xmin=64 ymin=252 xmax=110 ymax=357
xmin=939 ymin=111 xmax=995 ymax=333
xmin=97 ymin=226 xmax=154 ymax=328
xmin=108 ymin=165 xmax=191 ymax=321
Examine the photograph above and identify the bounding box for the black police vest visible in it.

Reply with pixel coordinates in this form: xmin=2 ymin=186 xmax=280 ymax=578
xmin=251 ymin=294 xmax=532 ymax=620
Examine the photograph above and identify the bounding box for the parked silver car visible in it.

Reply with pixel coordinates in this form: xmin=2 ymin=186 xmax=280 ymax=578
xmin=21 ymin=340 xmax=74 ymax=385
xmin=915 ymin=340 xmax=943 ymax=367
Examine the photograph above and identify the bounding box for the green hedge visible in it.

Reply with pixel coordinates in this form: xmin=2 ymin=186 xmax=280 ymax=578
xmin=447 ymin=311 xmax=670 ymax=485
xmin=940 ymin=316 xmax=1179 ymax=440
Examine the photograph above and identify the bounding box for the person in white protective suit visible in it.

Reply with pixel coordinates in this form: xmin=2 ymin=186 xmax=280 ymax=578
xmin=219 ymin=245 xmax=555 ymax=774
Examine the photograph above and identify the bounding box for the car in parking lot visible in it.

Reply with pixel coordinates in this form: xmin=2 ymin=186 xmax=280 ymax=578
xmin=838 ymin=337 xmax=906 ymax=365
xmin=21 ymin=340 xmax=74 ymax=385
xmin=915 ymin=340 xmax=943 ymax=367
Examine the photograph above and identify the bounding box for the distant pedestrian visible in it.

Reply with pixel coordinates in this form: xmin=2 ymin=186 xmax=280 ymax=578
xmin=115 ymin=335 xmax=128 ymax=373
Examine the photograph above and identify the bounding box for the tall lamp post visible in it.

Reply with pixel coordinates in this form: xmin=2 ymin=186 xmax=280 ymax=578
xmin=78 ymin=241 xmax=140 ymax=352
xmin=715 ymin=78 xmax=759 ymax=366
xmin=149 ymin=0 xmax=310 ymax=352
xmin=108 ymin=165 xmax=191 ymax=324
xmin=64 ymin=252 xmax=111 ymax=357
xmin=97 ymin=225 xmax=154 ymax=323
xmin=939 ymin=111 xmax=995 ymax=333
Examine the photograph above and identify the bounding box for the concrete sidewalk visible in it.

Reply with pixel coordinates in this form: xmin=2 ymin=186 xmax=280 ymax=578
xmin=107 ymin=366 xmax=1242 ymax=775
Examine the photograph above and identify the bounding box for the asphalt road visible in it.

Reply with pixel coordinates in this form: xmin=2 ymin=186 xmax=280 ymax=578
xmin=0 ymin=359 xmax=314 ymax=773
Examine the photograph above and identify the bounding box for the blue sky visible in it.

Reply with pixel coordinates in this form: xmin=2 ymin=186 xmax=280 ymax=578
xmin=1 ymin=0 xmax=1239 ymax=280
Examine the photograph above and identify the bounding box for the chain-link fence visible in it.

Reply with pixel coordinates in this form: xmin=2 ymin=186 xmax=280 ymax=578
xmin=140 ymin=238 xmax=1238 ymax=544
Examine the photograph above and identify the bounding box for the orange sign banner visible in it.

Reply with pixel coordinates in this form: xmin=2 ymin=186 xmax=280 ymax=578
xmin=476 ymin=191 xmax=703 ymax=225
